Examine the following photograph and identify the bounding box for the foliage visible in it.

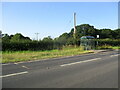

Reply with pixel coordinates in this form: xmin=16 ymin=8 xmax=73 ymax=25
xmin=2 ymin=46 xmax=93 ymax=63
xmin=57 ymin=24 xmax=120 ymax=42
xmin=95 ymin=39 xmax=120 ymax=46
xmin=2 ymin=34 xmax=11 ymax=42
xmin=56 ymin=24 xmax=120 ymax=46
xmin=2 ymin=41 xmax=54 ymax=51
xmin=10 ymin=33 xmax=31 ymax=42
xmin=97 ymin=44 xmax=112 ymax=49
xmin=1 ymin=24 xmax=120 ymax=51
xmin=114 ymin=29 xmax=120 ymax=39
xmin=42 ymin=36 xmax=53 ymax=42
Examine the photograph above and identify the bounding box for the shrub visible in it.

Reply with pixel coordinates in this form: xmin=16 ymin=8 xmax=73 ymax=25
xmin=97 ymin=44 xmax=112 ymax=49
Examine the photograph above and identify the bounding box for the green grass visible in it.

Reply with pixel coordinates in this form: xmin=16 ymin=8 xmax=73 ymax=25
xmin=111 ymin=46 xmax=120 ymax=49
xmin=2 ymin=46 xmax=93 ymax=63
xmin=97 ymin=45 xmax=120 ymax=50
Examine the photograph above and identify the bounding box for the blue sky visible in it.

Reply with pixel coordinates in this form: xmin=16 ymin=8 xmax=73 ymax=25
xmin=2 ymin=2 xmax=118 ymax=40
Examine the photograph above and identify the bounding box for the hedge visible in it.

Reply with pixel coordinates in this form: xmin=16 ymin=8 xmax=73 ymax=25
xmin=95 ymin=39 xmax=120 ymax=46
xmin=2 ymin=41 xmax=54 ymax=51
xmin=2 ymin=39 xmax=120 ymax=51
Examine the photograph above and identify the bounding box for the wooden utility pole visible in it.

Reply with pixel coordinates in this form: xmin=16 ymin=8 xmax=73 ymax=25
xmin=73 ymin=12 xmax=76 ymax=39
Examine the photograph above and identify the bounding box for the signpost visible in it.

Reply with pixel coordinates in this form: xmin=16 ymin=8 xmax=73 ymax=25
xmin=97 ymin=35 xmax=99 ymax=39
xmin=96 ymin=35 xmax=99 ymax=46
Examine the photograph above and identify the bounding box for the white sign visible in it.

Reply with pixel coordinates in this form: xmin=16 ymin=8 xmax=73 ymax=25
xmin=97 ymin=35 xmax=99 ymax=38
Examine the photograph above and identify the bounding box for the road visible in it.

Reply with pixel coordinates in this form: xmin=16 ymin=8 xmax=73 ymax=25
xmin=2 ymin=50 xmax=119 ymax=88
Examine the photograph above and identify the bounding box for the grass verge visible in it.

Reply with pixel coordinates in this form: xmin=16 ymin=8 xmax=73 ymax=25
xmin=97 ymin=45 xmax=120 ymax=50
xmin=111 ymin=46 xmax=120 ymax=49
xmin=2 ymin=46 xmax=93 ymax=63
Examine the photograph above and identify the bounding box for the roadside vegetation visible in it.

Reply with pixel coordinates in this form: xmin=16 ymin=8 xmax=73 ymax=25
xmin=2 ymin=46 xmax=93 ymax=63
xmin=97 ymin=45 xmax=120 ymax=50
xmin=1 ymin=24 xmax=120 ymax=63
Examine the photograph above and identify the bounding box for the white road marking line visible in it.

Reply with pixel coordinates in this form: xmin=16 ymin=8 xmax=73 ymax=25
xmin=0 ymin=71 xmax=28 ymax=78
xmin=22 ymin=66 xmax=29 ymax=69
xmin=60 ymin=58 xmax=101 ymax=67
xmin=110 ymin=54 xmax=119 ymax=57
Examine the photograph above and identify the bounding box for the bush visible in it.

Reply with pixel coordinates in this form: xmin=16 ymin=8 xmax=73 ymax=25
xmin=95 ymin=39 xmax=120 ymax=46
xmin=2 ymin=39 xmax=120 ymax=51
xmin=2 ymin=41 xmax=54 ymax=51
xmin=97 ymin=44 xmax=112 ymax=49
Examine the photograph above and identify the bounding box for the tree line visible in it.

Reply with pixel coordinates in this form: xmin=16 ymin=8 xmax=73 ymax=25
xmin=1 ymin=24 xmax=120 ymax=51
xmin=58 ymin=24 xmax=120 ymax=41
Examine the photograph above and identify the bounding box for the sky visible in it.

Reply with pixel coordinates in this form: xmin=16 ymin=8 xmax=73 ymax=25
xmin=1 ymin=2 xmax=118 ymax=40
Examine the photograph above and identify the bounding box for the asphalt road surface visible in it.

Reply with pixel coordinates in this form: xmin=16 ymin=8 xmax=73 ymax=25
xmin=2 ymin=50 xmax=119 ymax=88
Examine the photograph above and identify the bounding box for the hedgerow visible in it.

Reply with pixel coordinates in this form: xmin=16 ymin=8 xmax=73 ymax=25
xmin=2 ymin=39 xmax=120 ymax=51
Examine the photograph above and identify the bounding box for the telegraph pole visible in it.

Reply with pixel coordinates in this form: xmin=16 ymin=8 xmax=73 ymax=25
xmin=73 ymin=12 xmax=76 ymax=39
xmin=35 ymin=33 xmax=39 ymax=41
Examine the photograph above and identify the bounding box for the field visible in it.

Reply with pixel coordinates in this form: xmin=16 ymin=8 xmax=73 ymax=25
xmin=2 ymin=46 xmax=93 ymax=63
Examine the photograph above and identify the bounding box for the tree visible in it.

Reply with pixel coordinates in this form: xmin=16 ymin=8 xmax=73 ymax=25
xmin=99 ymin=29 xmax=113 ymax=39
xmin=2 ymin=34 xmax=10 ymax=42
xmin=69 ymin=24 xmax=98 ymax=39
xmin=57 ymin=33 xmax=71 ymax=45
xmin=42 ymin=36 xmax=53 ymax=42
xmin=114 ymin=29 xmax=120 ymax=39
xmin=10 ymin=33 xmax=31 ymax=42
xmin=0 ymin=30 xmax=2 ymax=38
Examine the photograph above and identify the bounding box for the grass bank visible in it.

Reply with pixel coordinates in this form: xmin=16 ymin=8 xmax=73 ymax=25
xmin=2 ymin=46 xmax=93 ymax=63
xmin=97 ymin=45 xmax=120 ymax=50
xmin=111 ymin=46 xmax=120 ymax=49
